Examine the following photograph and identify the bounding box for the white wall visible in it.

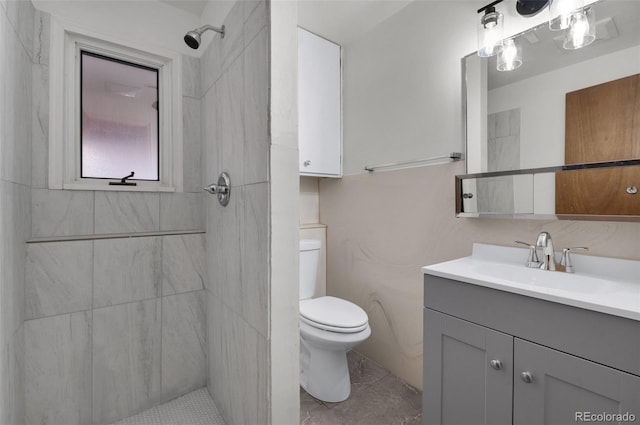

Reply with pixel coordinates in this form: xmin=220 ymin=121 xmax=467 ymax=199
xmin=321 ymin=0 xmax=640 ymax=391
xmin=33 ymin=0 xmax=200 ymax=55
xmin=342 ymin=1 xmax=475 ymax=176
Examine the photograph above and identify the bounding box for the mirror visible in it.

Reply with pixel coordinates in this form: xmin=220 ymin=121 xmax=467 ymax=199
xmin=460 ymin=0 xmax=640 ymax=220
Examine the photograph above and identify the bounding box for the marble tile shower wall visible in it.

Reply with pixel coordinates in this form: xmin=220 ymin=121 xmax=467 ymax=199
xmin=0 ymin=1 xmax=35 ymax=424
xmin=23 ymin=11 xmax=208 ymax=425
xmin=201 ymin=1 xmax=270 ymax=424
xmin=477 ymin=109 xmax=521 ymax=213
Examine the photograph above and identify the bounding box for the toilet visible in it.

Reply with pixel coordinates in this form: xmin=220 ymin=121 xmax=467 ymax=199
xmin=299 ymin=239 xmax=371 ymax=403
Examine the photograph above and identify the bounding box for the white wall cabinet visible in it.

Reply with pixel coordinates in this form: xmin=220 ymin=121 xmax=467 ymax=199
xmin=298 ymin=28 xmax=342 ymax=177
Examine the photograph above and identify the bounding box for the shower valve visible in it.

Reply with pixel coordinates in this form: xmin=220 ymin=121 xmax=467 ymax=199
xmin=203 ymin=172 xmax=231 ymax=206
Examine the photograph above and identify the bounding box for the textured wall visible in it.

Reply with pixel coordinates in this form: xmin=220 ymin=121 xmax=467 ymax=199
xmin=201 ymin=1 xmax=271 ymax=423
xmin=320 ymin=159 xmax=640 ymax=392
xmin=0 ymin=0 xmax=34 ymax=423
xmin=23 ymin=9 xmax=207 ymax=425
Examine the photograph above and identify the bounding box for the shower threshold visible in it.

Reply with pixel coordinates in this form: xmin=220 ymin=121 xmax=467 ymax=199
xmin=110 ymin=388 xmax=225 ymax=425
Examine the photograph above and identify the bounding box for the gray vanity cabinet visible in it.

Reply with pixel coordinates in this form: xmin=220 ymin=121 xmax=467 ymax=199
xmin=423 ymin=309 xmax=513 ymax=425
xmin=514 ymin=339 xmax=640 ymax=425
xmin=423 ymin=275 xmax=640 ymax=425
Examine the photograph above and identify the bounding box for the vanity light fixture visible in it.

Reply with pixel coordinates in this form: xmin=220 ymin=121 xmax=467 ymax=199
xmin=549 ymin=0 xmax=584 ymax=31
xmin=477 ymin=0 xmax=504 ymax=57
xmin=563 ymin=6 xmax=595 ymax=49
xmin=497 ymin=38 xmax=522 ymax=71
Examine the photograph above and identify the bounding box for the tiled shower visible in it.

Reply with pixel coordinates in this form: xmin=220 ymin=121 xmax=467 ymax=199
xmin=0 ymin=0 xmax=300 ymax=423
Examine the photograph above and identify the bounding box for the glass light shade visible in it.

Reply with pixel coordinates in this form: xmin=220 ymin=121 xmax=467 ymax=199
xmin=478 ymin=9 xmax=504 ymax=57
xmin=497 ymin=38 xmax=522 ymax=72
xmin=563 ymin=7 xmax=596 ymax=50
xmin=549 ymin=0 xmax=584 ymax=31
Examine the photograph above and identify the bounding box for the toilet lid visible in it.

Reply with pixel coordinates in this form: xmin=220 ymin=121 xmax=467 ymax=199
xmin=300 ymin=296 xmax=369 ymax=333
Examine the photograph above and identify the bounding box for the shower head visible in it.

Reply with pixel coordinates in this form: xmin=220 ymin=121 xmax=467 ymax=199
xmin=184 ymin=25 xmax=225 ymax=49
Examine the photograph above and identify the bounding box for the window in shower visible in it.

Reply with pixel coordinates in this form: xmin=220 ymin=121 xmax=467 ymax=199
xmin=80 ymin=51 xmax=160 ymax=181
xmin=48 ymin=25 xmax=183 ymax=191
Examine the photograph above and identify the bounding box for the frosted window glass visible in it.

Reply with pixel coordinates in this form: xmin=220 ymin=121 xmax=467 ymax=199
xmin=81 ymin=51 xmax=159 ymax=181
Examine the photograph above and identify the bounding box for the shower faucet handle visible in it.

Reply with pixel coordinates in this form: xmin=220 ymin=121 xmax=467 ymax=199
xmin=203 ymin=184 xmax=225 ymax=194
xmin=203 ymin=172 xmax=231 ymax=206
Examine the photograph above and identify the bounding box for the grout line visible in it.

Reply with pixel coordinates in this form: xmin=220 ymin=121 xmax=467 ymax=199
xmin=23 ymin=288 xmax=207 ymax=323
xmin=90 ymin=242 xmax=95 ymax=425
xmin=159 ymin=235 xmax=164 ymax=403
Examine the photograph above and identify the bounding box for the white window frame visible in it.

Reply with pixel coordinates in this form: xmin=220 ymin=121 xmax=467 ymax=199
xmin=49 ymin=17 xmax=183 ymax=192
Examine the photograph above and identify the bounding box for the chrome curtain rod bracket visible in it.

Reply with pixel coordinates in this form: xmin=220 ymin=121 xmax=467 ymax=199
xmin=364 ymin=152 xmax=463 ymax=173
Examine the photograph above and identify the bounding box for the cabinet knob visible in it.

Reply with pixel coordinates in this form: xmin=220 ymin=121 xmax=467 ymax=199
xmin=489 ymin=359 xmax=503 ymax=370
xmin=303 ymin=160 xmax=311 ymax=167
xmin=520 ymin=371 xmax=534 ymax=383
xmin=627 ymin=186 xmax=638 ymax=195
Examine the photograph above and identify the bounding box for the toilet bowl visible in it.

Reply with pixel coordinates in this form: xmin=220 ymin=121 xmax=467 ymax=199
xmin=299 ymin=240 xmax=371 ymax=402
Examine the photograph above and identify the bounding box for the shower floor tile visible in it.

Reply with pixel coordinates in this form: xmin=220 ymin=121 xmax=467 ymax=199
xmin=300 ymin=351 xmax=422 ymax=425
xmin=110 ymin=388 xmax=225 ymax=425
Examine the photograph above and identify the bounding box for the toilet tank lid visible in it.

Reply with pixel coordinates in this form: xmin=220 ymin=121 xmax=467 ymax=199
xmin=300 ymin=239 xmax=321 ymax=251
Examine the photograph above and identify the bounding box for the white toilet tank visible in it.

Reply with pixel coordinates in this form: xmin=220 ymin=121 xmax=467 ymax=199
xmin=299 ymin=239 xmax=321 ymax=300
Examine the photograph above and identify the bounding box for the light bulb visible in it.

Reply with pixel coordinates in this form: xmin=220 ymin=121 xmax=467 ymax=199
xmin=563 ymin=7 xmax=595 ymax=50
xmin=549 ymin=0 xmax=584 ymax=31
xmin=497 ymin=38 xmax=522 ymax=72
xmin=478 ymin=8 xmax=504 ymax=57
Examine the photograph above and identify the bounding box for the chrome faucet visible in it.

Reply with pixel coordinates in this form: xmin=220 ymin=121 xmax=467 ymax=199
xmin=536 ymin=231 xmax=556 ymax=271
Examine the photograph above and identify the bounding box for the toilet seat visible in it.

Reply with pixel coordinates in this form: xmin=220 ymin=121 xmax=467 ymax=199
xmin=300 ymin=296 xmax=369 ymax=334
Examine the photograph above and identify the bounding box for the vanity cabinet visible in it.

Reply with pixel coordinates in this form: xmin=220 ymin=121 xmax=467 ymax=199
xmin=298 ymin=28 xmax=342 ymax=177
xmin=513 ymin=339 xmax=640 ymax=424
xmin=423 ymin=309 xmax=513 ymax=425
xmin=423 ymin=275 xmax=640 ymax=425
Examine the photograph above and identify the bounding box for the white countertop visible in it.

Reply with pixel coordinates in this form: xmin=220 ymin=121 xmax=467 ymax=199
xmin=422 ymin=243 xmax=640 ymax=322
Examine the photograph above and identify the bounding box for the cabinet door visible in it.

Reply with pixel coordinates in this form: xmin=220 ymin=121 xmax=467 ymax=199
xmin=423 ymin=309 xmax=513 ymax=425
xmin=556 ymin=74 xmax=640 ymax=215
xmin=298 ymin=28 xmax=342 ymax=177
xmin=514 ymin=338 xmax=640 ymax=425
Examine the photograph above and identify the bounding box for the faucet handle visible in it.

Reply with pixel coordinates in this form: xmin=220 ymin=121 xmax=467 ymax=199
xmin=515 ymin=241 xmax=541 ymax=268
xmin=560 ymin=247 xmax=589 ymax=273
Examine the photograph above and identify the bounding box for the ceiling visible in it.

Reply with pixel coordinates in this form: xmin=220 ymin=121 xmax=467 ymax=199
xmin=160 ymin=0 xmax=413 ymax=46
xmin=298 ymin=0 xmax=412 ymax=45
xmin=160 ymin=0 xmax=208 ymax=15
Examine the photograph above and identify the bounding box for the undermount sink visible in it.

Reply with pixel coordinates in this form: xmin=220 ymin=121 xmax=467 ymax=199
xmin=471 ymin=262 xmax=616 ymax=294
xmin=422 ymin=243 xmax=640 ymax=321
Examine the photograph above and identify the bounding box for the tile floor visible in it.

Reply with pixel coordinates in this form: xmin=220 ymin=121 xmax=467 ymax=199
xmin=110 ymin=388 xmax=225 ymax=425
xmin=300 ymin=351 xmax=422 ymax=425
xmin=112 ymin=351 xmax=421 ymax=425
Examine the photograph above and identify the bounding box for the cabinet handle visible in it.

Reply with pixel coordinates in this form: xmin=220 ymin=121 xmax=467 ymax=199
xmin=303 ymin=160 xmax=311 ymax=167
xmin=520 ymin=371 xmax=534 ymax=383
xmin=489 ymin=359 xmax=503 ymax=370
